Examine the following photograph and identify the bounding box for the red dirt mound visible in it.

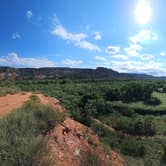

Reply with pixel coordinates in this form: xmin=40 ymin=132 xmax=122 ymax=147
xmin=47 ymin=118 xmax=125 ymax=166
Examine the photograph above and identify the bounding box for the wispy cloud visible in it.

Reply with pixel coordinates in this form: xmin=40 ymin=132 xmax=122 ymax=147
xmin=124 ymin=47 xmax=140 ymax=57
xmin=93 ymin=32 xmax=102 ymax=40
xmin=26 ymin=10 xmax=33 ymax=19
xmin=96 ymin=60 xmax=160 ymax=75
xmin=0 ymin=53 xmax=55 ymax=68
xmin=51 ymin=24 xmax=101 ymax=52
xmin=160 ymin=52 xmax=166 ymax=56
xmin=140 ymin=54 xmax=153 ymax=61
xmin=62 ymin=58 xmax=83 ymax=66
xmin=95 ymin=56 xmax=106 ymax=61
xmin=12 ymin=32 xmax=21 ymax=39
xmin=124 ymin=29 xmax=157 ymax=60
xmin=112 ymin=54 xmax=128 ymax=60
xmin=106 ymin=45 xmax=120 ymax=54
xmin=110 ymin=60 xmax=165 ymax=76
xmin=129 ymin=29 xmax=158 ymax=44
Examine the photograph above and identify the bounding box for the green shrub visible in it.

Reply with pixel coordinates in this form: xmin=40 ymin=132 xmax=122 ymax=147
xmin=101 ymin=134 xmax=121 ymax=150
xmin=144 ymin=97 xmax=161 ymax=106
xmin=0 ymin=99 xmax=63 ymax=166
xmin=91 ymin=121 xmax=111 ymax=137
xmin=0 ymin=86 xmax=20 ymax=96
xmin=120 ymin=140 xmax=145 ymax=157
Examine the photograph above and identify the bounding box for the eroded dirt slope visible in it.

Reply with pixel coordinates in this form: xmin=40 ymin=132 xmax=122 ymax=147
xmin=0 ymin=92 xmax=125 ymax=166
xmin=47 ymin=117 xmax=125 ymax=166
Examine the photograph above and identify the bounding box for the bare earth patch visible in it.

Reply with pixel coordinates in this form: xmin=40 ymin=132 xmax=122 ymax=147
xmin=47 ymin=117 xmax=125 ymax=166
xmin=0 ymin=92 xmax=64 ymax=117
xmin=0 ymin=92 xmax=32 ymax=117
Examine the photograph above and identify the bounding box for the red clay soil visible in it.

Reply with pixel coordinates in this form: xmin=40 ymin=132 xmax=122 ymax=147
xmin=47 ymin=118 xmax=125 ymax=166
xmin=0 ymin=92 xmax=32 ymax=117
xmin=0 ymin=92 xmax=64 ymax=117
xmin=36 ymin=93 xmax=64 ymax=113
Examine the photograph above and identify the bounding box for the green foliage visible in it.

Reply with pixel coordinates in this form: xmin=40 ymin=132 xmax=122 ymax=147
xmin=121 ymin=82 xmax=153 ymax=102
xmin=0 ymin=99 xmax=63 ymax=166
xmin=91 ymin=121 xmax=111 ymax=137
xmin=0 ymin=86 xmax=20 ymax=96
xmin=144 ymin=97 xmax=161 ymax=106
xmin=120 ymin=140 xmax=145 ymax=157
xmin=105 ymin=88 xmax=121 ymax=101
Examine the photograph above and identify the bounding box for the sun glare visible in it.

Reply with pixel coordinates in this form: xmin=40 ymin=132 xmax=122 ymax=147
xmin=135 ymin=0 xmax=152 ymax=25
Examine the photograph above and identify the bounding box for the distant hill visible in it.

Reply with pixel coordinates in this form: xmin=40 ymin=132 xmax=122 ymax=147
xmin=0 ymin=66 xmax=158 ymax=80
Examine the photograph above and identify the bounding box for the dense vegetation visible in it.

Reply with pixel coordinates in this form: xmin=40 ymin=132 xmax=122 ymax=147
xmin=0 ymin=96 xmax=64 ymax=166
xmin=1 ymin=79 xmax=166 ymax=165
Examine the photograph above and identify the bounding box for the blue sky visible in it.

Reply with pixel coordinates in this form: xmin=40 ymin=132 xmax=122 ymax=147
xmin=1 ymin=0 xmax=166 ymax=76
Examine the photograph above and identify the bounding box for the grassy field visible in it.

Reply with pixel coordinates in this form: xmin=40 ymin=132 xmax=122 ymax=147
xmin=110 ymin=92 xmax=166 ymax=114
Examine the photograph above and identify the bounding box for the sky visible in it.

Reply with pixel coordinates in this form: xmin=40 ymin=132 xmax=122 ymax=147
xmin=1 ymin=0 xmax=166 ymax=76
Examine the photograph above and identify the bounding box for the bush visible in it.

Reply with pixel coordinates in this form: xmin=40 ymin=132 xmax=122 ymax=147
xmin=120 ymin=108 xmax=135 ymax=117
xmin=101 ymin=134 xmax=121 ymax=150
xmin=0 ymin=86 xmax=20 ymax=96
xmin=0 ymin=99 xmax=63 ymax=166
xmin=120 ymin=140 xmax=145 ymax=157
xmin=105 ymin=88 xmax=121 ymax=101
xmin=91 ymin=121 xmax=111 ymax=137
xmin=120 ymin=82 xmax=153 ymax=102
xmin=144 ymin=97 xmax=161 ymax=106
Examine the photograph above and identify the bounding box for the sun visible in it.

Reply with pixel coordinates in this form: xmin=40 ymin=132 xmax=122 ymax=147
xmin=135 ymin=0 xmax=152 ymax=25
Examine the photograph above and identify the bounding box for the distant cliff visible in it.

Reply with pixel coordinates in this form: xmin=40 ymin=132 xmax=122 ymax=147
xmin=0 ymin=67 xmax=155 ymax=80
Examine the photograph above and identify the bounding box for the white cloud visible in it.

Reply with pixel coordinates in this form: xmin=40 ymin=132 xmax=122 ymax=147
xmin=95 ymin=56 xmax=106 ymax=61
xmin=51 ymin=24 xmax=101 ymax=52
xmin=75 ymin=40 xmax=101 ymax=51
xmin=112 ymin=54 xmax=128 ymax=60
xmin=94 ymin=32 xmax=102 ymax=40
xmin=52 ymin=25 xmax=87 ymax=41
xmin=129 ymin=29 xmax=158 ymax=44
xmin=140 ymin=54 xmax=153 ymax=61
xmin=12 ymin=32 xmax=21 ymax=39
xmin=106 ymin=46 xmax=120 ymax=54
xmin=160 ymin=52 xmax=166 ymax=56
xmin=125 ymin=31 xmax=155 ymax=60
xmin=129 ymin=43 xmax=142 ymax=51
xmin=109 ymin=60 xmax=166 ymax=76
xmin=26 ymin=10 xmax=33 ymax=19
xmin=62 ymin=59 xmax=83 ymax=66
xmin=124 ymin=47 xmax=140 ymax=57
xmin=0 ymin=53 xmax=55 ymax=68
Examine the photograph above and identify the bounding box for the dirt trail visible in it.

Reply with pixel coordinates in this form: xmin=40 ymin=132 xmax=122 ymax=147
xmin=36 ymin=93 xmax=64 ymax=113
xmin=0 ymin=92 xmax=64 ymax=117
xmin=0 ymin=92 xmax=32 ymax=117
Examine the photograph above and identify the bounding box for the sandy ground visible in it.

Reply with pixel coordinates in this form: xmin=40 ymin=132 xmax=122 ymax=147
xmin=0 ymin=92 xmax=32 ymax=117
xmin=0 ymin=92 xmax=64 ymax=117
